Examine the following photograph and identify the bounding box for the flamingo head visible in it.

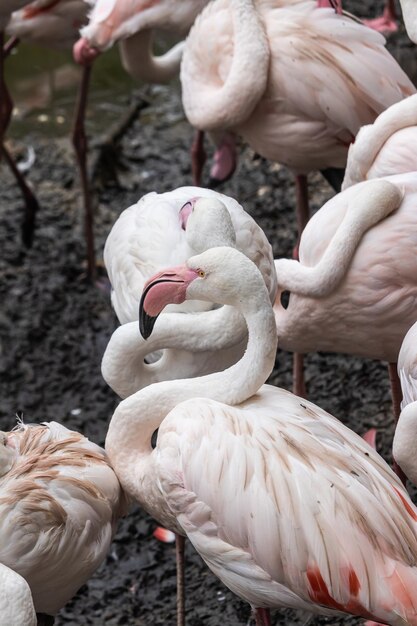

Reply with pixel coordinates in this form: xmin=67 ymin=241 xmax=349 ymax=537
xmin=0 ymin=433 xmax=17 ymax=476
xmin=73 ymin=37 xmax=101 ymax=66
xmin=179 ymin=196 xmax=236 ymax=250
xmin=139 ymin=265 xmax=201 ymax=338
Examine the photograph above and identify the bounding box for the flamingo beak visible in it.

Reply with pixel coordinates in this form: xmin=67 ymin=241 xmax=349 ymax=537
xmin=179 ymin=197 xmax=201 ymax=230
xmin=139 ymin=265 xmax=200 ymax=339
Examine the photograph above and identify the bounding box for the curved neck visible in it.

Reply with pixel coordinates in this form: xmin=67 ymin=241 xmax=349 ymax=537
xmin=119 ymin=30 xmax=184 ymax=84
xmin=393 ymin=401 xmax=417 ymax=485
xmin=102 ymin=306 xmax=247 ymax=399
xmin=181 ymin=0 xmax=270 ymax=130
xmin=343 ymin=94 xmax=417 ymax=188
xmin=273 ymin=179 xmax=402 ymax=298
xmin=105 ymin=287 xmax=277 ymax=499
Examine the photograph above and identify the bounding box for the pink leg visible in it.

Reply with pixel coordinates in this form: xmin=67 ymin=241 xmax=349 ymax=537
xmin=72 ymin=64 xmax=96 ymax=282
xmin=0 ymin=33 xmax=39 ymax=246
xmin=254 ymin=607 xmax=271 ymax=626
xmin=364 ymin=0 xmax=398 ymax=33
xmin=176 ymin=534 xmax=185 ymax=626
xmin=191 ymin=129 xmax=206 ymax=186
xmin=208 ymin=132 xmax=237 ymax=188
xmin=292 ymin=174 xmax=310 ymax=398
xmin=388 ymin=362 xmax=408 ymax=486
xmin=3 ymin=36 xmax=19 ymax=59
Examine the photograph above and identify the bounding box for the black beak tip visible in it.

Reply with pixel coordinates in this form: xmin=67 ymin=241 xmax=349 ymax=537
xmin=139 ymin=310 xmax=158 ymax=339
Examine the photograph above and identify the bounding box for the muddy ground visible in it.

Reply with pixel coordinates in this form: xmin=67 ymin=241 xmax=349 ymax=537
xmin=1 ymin=3 xmax=416 ymax=624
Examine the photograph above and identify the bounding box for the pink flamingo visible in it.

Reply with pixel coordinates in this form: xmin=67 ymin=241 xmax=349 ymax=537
xmin=72 ymin=0 xmax=240 ymax=188
xmin=0 ymin=420 xmax=125 ymax=623
xmin=180 ymin=0 xmax=414 ymax=239
xmin=107 ymin=201 xmax=417 ymax=626
xmin=399 ymin=0 xmax=417 ymax=42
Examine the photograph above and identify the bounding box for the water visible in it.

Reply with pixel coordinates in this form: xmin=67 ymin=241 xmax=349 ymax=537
xmin=5 ymin=42 xmax=136 ymax=139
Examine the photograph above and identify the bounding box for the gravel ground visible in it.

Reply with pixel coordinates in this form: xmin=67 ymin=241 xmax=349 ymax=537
xmin=0 ymin=3 xmax=416 ymax=624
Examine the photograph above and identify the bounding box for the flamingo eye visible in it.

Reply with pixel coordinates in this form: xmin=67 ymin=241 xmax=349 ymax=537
xmin=198 ymin=270 xmax=205 ymax=278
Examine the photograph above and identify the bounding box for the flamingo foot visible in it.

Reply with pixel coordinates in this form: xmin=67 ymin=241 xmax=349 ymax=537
xmin=73 ymin=37 xmax=100 ymax=66
xmin=364 ymin=5 xmax=398 ymax=34
xmin=208 ymin=134 xmax=237 ymax=188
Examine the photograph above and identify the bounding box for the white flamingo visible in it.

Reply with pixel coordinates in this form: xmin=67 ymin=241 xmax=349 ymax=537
xmin=102 ymin=188 xmax=276 ymax=397
xmin=0 ymin=562 xmax=36 ymax=626
xmin=0 ymin=420 xmax=125 ymax=622
xmin=106 ymin=181 xmax=417 ymax=626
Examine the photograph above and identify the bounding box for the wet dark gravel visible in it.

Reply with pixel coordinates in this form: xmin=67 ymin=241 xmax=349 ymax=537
xmin=0 ymin=4 xmax=416 ymax=624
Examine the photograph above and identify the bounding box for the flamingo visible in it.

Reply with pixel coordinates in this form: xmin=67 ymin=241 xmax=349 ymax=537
xmin=106 ymin=183 xmax=417 ymax=626
xmin=342 ymin=94 xmax=417 ymax=188
xmin=180 ymin=0 xmax=414 ymax=238
xmin=102 ymin=188 xmax=276 ymax=397
xmin=72 ymin=0 xmax=240 ymax=188
xmin=392 ymin=320 xmax=417 ymax=484
xmin=0 ymin=563 xmax=36 ymax=626
xmin=0 ymin=420 xmax=126 ymax=623
xmin=0 ymin=1 xmax=45 ymax=247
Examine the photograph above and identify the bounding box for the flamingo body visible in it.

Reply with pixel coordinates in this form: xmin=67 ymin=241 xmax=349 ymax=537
xmin=0 ymin=563 xmax=36 ymax=626
xmin=0 ymin=421 xmax=125 ymax=616
xmin=181 ymin=0 xmax=415 ymax=175
xmin=274 ymin=172 xmax=417 ymax=362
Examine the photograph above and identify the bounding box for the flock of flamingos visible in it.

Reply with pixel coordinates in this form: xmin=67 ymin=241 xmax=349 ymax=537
xmin=2 ymin=0 xmax=417 ymax=625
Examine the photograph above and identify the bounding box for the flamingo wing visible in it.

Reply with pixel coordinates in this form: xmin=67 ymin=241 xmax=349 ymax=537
xmin=156 ymin=386 xmax=417 ymax=622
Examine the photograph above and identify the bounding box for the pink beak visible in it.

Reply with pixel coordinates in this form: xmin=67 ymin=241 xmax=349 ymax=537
xmin=139 ymin=265 xmax=200 ymax=338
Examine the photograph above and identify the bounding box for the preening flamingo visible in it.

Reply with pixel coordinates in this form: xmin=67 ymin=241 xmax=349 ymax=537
xmin=342 ymin=93 xmax=417 ymax=187
xmin=107 ymin=190 xmax=417 ymax=626
xmin=181 ymin=0 xmax=414 ymax=237
xmin=0 ymin=420 xmax=125 ymax=622
xmin=0 ymin=563 xmax=36 ymax=626
xmin=102 ymin=188 xmax=276 ymax=397
xmin=73 ymin=0 xmax=238 ymax=187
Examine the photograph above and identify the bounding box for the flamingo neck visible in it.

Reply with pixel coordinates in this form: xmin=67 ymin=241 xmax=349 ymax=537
xmin=119 ymin=29 xmax=184 ymax=84
xmin=181 ymin=0 xmax=270 ymax=131
xmin=400 ymin=0 xmax=417 ymax=44
xmin=105 ymin=282 xmax=277 ymax=509
xmin=101 ymin=305 xmax=247 ymax=399
xmin=393 ymin=402 xmax=417 ymax=485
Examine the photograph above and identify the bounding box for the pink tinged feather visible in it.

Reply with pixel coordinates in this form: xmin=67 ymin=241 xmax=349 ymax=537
xmin=153 ymin=526 xmax=176 ymax=543
xmin=142 ymin=266 xmax=200 ymax=317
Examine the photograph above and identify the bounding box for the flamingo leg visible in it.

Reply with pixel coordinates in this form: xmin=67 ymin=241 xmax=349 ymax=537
xmin=254 ymin=607 xmax=271 ymax=626
xmin=191 ymin=130 xmax=206 ymax=186
xmin=0 ymin=33 xmax=39 ymax=247
xmin=388 ymin=362 xmax=407 ymax=486
xmin=175 ymin=534 xmax=186 ymax=626
xmin=71 ymin=64 xmax=96 ymax=282
xmin=292 ymin=174 xmax=310 ymax=398
xmin=3 ymin=36 xmax=20 ymax=59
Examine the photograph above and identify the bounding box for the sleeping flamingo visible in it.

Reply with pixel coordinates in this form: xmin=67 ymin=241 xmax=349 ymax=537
xmin=0 ymin=563 xmax=36 ymax=626
xmin=106 ymin=183 xmax=417 ymax=626
xmin=102 ymin=187 xmax=276 ymax=397
xmin=180 ymin=0 xmax=414 ymax=238
xmin=72 ymin=0 xmax=240 ymax=188
xmin=0 ymin=420 xmax=125 ymax=623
